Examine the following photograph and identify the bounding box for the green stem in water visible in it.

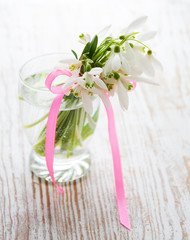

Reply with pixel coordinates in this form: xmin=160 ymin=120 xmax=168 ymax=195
xmin=33 ymin=106 xmax=99 ymax=158
xmin=23 ymin=113 xmax=49 ymax=128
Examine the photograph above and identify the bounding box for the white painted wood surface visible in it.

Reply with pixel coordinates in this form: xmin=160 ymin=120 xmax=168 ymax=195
xmin=0 ymin=0 xmax=190 ymax=239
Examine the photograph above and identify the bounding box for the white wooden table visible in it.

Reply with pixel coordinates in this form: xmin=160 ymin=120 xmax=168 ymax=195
xmin=1 ymin=0 xmax=190 ymax=239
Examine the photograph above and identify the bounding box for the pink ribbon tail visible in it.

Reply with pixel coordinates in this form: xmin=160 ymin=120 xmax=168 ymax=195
xmin=101 ymin=93 xmax=131 ymax=230
xmin=45 ymin=94 xmax=64 ymax=193
xmin=44 ymin=69 xmax=72 ymax=194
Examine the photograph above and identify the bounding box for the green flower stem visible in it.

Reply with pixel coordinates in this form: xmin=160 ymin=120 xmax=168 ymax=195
xmin=23 ymin=113 xmax=49 ymax=128
xmin=34 ymin=111 xmax=70 ymax=156
xmin=81 ymin=108 xmax=99 ymax=140
xmin=33 ymin=106 xmax=99 ymax=157
xmin=92 ymin=41 xmax=114 ymax=62
xmin=128 ymin=38 xmax=151 ymax=50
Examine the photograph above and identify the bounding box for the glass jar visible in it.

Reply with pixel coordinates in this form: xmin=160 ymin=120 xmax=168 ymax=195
xmin=19 ymin=53 xmax=100 ymax=182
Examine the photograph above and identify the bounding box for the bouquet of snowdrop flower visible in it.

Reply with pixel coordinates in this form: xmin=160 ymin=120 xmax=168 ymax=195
xmin=61 ymin=16 xmax=161 ymax=112
xmin=33 ymin=16 xmax=161 ymax=157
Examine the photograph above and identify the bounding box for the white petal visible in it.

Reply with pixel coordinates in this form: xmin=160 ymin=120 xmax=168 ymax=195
xmin=88 ymin=67 xmax=103 ymax=75
xmin=105 ymin=78 xmax=117 ymax=84
xmin=94 ymin=77 xmax=108 ymax=90
xmin=99 ymin=92 xmax=111 ymax=109
xmin=78 ymin=79 xmax=86 ymax=88
xmin=82 ymin=91 xmax=93 ymax=115
xmin=124 ymin=42 xmax=135 ymax=64
xmin=108 ymin=84 xmax=117 ymax=97
xmin=132 ymin=49 xmax=144 ymax=74
xmin=111 ymin=54 xmax=121 ymax=71
xmin=124 ymin=16 xmax=148 ymax=35
xmin=90 ymin=87 xmax=111 ymax=109
xmin=120 ymin=55 xmax=131 ymax=74
xmin=83 ymin=72 xmax=93 ymax=85
xmin=118 ymin=80 xmax=129 ymax=110
xmin=62 ymin=78 xmax=77 ymax=91
xmin=126 ymin=75 xmax=159 ymax=85
xmin=137 ymin=31 xmax=157 ymax=41
xmin=59 ymin=58 xmax=79 ymax=64
xmin=120 ymin=75 xmax=129 ymax=87
xmin=151 ymin=55 xmax=163 ymax=72
xmin=73 ymin=85 xmax=82 ymax=96
xmin=78 ymin=38 xmax=86 ymax=45
xmin=64 ymin=91 xmax=70 ymax=96
xmin=104 ymin=59 xmax=112 ymax=74
xmin=130 ymin=66 xmax=143 ymax=75
xmin=85 ymin=34 xmax=91 ymax=42
xmin=138 ymin=53 xmax=155 ymax=77
xmin=53 ymin=75 xmax=70 ymax=84
xmin=98 ymin=25 xmax=112 ymax=38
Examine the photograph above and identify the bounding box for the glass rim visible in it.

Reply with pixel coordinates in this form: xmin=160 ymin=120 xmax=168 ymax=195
xmin=19 ymin=52 xmax=73 ymax=93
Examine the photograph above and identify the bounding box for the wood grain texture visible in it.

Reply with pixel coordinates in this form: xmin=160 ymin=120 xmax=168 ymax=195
xmin=0 ymin=0 xmax=190 ymax=239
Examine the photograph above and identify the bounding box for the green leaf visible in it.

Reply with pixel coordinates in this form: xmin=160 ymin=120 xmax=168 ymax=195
xmin=71 ymin=49 xmax=78 ymax=59
xmin=89 ymin=35 xmax=98 ymax=58
xmin=81 ymin=42 xmax=91 ymax=56
xmin=86 ymin=58 xmax=94 ymax=63
xmin=94 ymin=62 xmax=103 ymax=67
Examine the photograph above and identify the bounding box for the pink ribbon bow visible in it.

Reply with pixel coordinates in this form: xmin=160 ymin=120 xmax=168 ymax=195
xmin=45 ymin=69 xmax=131 ymax=230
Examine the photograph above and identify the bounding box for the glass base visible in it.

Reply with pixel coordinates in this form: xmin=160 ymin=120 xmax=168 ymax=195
xmin=30 ymin=148 xmax=91 ymax=182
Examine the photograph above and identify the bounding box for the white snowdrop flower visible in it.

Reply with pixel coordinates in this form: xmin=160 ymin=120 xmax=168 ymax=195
xmin=62 ymin=67 xmax=108 ymax=115
xmin=116 ymin=72 xmax=159 ymax=111
xmin=116 ymin=74 xmax=134 ymax=110
xmin=83 ymin=67 xmax=107 ymax=90
xmin=146 ymin=50 xmax=163 ymax=72
xmin=104 ymin=46 xmax=131 ymax=75
xmin=120 ymin=21 xmax=162 ymax=78
xmin=124 ymin=43 xmax=162 ymax=79
xmin=79 ymin=33 xmax=91 ymax=45
xmin=134 ymin=47 xmax=155 ymax=77
xmin=124 ymin=41 xmax=136 ymax=66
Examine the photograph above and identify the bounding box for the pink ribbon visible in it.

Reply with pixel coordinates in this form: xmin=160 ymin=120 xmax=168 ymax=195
xmin=100 ymin=94 xmax=131 ymax=230
xmin=45 ymin=69 xmax=72 ymax=193
xmin=45 ymin=69 xmax=131 ymax=230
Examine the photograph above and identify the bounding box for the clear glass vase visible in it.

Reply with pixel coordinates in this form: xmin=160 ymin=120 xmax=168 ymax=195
xmin=19 ymin=53 xmax=100 ymax=182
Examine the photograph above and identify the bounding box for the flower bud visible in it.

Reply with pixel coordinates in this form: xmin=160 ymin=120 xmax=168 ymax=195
xmin=147 ymin=50 xmax=152 ymax=55
xmin=129 ymin=43 xmax=134 ymax=48
xmin=113 ymin=72 xmax=120 ymax=80
xmin=119 ymin=35 xmax=125 ymax=40
xmin=86 ymin=64 xmax=92 ymax=72
xmin=114 ymin=46 xmax=120 ymax=53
